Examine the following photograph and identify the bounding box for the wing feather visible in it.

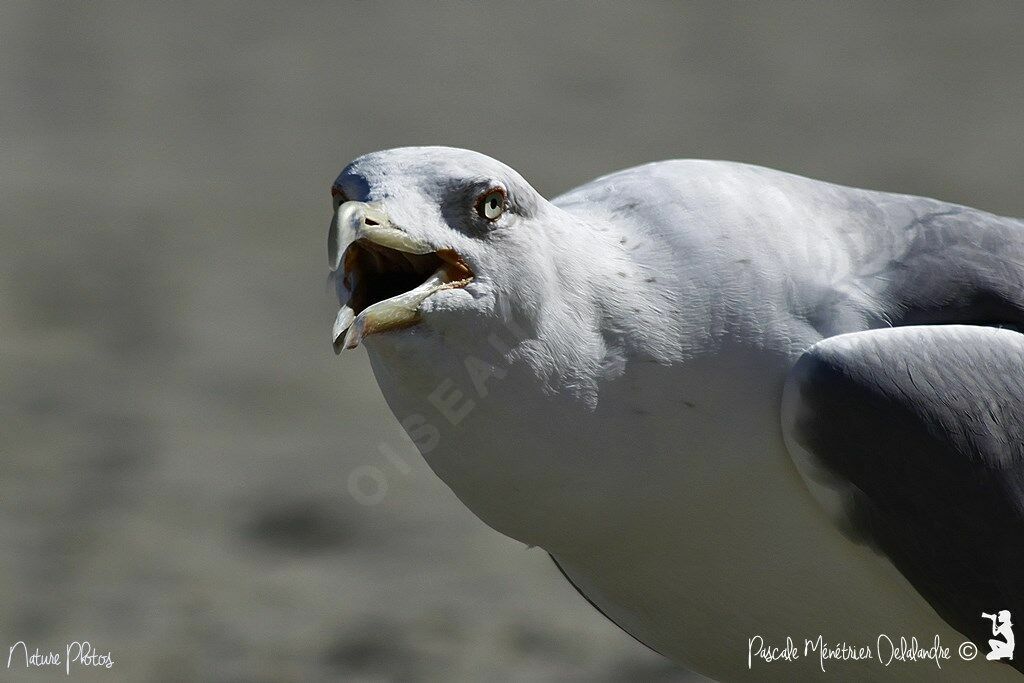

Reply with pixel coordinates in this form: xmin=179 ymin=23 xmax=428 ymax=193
xmin=782 ymin=325 xmax=1024 ymax=673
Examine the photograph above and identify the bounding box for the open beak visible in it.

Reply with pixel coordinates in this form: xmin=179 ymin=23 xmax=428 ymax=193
xmin=329 ymin=201 xmax=474 ymax=352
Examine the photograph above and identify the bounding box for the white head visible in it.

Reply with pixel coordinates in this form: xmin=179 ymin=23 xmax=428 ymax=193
xmin=329 ymin=147 xmax=545 ymax=345
xmin=327 ymin=146 xmax=637 ymax=403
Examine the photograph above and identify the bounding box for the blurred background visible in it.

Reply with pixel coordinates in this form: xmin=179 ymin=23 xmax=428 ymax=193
xmin=2 ymin=1 xmax=1021 ymax=680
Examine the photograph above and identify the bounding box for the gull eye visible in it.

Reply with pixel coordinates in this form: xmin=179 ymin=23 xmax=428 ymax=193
xmin=476 ymin=188 xmax=506 ymax=221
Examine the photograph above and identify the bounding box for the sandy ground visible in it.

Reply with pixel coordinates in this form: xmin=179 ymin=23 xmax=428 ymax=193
xmin=1 ymin=2 xmax=1021 ymax=680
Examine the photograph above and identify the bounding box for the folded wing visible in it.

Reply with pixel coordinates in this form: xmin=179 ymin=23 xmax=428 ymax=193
xmin=782 ymin=324 xmax=1024 ymax=673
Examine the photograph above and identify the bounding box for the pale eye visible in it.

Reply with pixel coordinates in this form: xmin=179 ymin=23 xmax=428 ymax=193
xmin=477 ymin=189 xmax=506 ymax=221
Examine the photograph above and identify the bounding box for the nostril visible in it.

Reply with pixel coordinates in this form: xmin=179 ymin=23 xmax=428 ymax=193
xmin=364 ymin=217 xmax=380 ymax=227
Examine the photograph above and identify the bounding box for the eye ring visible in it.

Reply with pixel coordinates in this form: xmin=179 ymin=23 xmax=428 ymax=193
xmin=475 ymin=187 xmax=506 ymax=221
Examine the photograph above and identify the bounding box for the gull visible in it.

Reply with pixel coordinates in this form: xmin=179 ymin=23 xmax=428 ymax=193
xmin=326 ymin=147 xmax=1024 ymax=681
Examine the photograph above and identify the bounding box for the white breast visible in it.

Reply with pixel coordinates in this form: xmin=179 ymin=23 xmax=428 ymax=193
xmin=369 ymin=335 xmax=1012 ymax=682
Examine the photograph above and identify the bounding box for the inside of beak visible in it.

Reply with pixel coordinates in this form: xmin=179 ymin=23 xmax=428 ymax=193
xmin=344 ymin=242 xmax=473 ymax=315
xmin=332 ymin=240 xmax=474 ymax=351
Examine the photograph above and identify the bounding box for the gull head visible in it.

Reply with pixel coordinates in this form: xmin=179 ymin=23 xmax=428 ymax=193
xmin=327 ymin=146 xmax=554 ymax=353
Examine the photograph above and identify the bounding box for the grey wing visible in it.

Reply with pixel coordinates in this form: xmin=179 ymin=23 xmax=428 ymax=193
xmin=857 ymin=201 xmax=1024 ymax=331
xmin=781 ymin=324 xmax=1024 ymax=672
